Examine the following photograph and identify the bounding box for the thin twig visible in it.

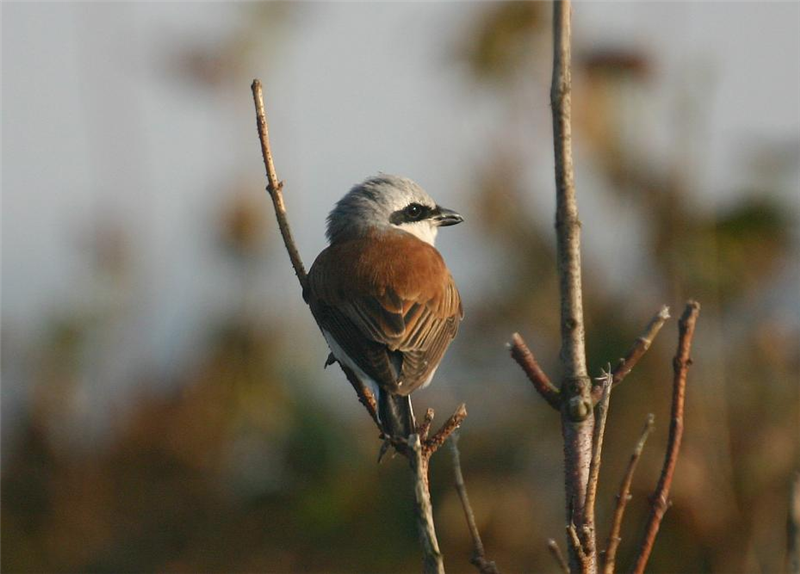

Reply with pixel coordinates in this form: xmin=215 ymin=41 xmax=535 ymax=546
xmin=585 ymin=369 xmax=612 ymax=550
xmin=449 ymin=431 xmax=501 ymax=574
xmin=425 ymin=403 xmax=468 ymax=457
xmin=419 ymin=408 xmax=435 ymax=442
xmin=548 ymin=539 xmax=570 ymax=574
xmin=550 ymin=1 xmax=595 ymax=571
xmin=251 ymin=80 xmax=307 ymax=291
xmin=788 ymin=471 xmax=800 ymax=574
xmin=613 ymin=306 xmax=670 ymax=387
xmin=590 ymin=306 xmax=671 ymax=403
xmin=410 ymin=434 xmax=445 ymax=574
xmin=509 ymin=333 xmax=560 ymax=410
xmin=630 ymin=300 xmax=700 ymax=574
xmin=603 ymin=414 xmax=654 ymax=574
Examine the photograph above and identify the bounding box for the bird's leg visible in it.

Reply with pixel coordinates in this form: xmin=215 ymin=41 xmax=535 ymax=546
xmin=406 ymin=397 xmax=417 ymax=437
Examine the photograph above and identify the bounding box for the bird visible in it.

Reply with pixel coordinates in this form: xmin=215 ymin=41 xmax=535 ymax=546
xmin=305 ymin=174 xmax=463 ymax=441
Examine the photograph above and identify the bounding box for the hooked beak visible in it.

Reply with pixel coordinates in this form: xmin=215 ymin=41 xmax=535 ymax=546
xmin=433 ymin=205 xmax=464 ymax=227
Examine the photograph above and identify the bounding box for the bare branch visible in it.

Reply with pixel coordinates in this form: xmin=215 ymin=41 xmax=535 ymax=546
xmin=552 ymin=0 xmax=586 ymax=385
xmin=548 ymin=539 xmax=570 ymax=574
xmin=425 ymin=403 xmax=468 ymax=458
xmin=509 ymin=333 xmax=560 ymax=410
xmin=449 ymin=431 xmax=501 ymax=574
xmin=410 ymin=434 xmax=445 ymax=574
xmin=550 ymin=1 xmax=595 ymax=570
xmin=630 ymin=301 xmax=700 ymax=574
xmin=603 ymin=414 xmax=655 ymax=574
xmin=585 ymin=370 xmax=612 ymax=541
xmin=250 ymin=80 xmax=307 ymax=291
xmin=788 ymin=471 xmax=800 ymax=574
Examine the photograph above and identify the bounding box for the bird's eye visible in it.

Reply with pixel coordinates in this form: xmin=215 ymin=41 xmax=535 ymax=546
xmin=405 ymin=203 xmax=423 ymax=220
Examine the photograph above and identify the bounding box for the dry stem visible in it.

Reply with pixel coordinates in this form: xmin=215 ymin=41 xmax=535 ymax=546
xmin=251 ymin=80 xmax=307 ymax=291
xmin=449 ymin=431 xmax=500 ymax=574
xmin=509 ymin=333 xmax=560 ymax=410
xmin=603 ymin=414 xmax=654 ymax=574
xmin=548 ymin=539 xmax=570 ymax=574
xmin=613 ymin=306 xmax=670 ymax=387
xmin=630 ymin=301 xmax=700 ymax=574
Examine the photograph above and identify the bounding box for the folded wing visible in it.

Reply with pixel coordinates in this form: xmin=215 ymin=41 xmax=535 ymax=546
xmin=306 ymin=232 xmax=462 ymax=395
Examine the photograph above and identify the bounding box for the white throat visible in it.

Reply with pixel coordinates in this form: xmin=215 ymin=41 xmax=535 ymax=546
xmin=393 ymin=222 xmax=438 ymax=246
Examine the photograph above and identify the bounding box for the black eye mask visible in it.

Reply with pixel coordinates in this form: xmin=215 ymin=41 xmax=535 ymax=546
xmin=390 ymin=203 xmax=434 ymax=225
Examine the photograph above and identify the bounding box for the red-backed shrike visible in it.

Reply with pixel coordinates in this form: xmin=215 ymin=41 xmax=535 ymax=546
xmin=305 ymin=175 xmax=463 ymax=440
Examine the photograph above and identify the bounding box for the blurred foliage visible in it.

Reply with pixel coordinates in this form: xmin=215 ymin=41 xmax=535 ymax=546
xmin=2 ymin=4 xmax=799 ymax=574
xmin=460 ymin=2 xmax=545 ymax=84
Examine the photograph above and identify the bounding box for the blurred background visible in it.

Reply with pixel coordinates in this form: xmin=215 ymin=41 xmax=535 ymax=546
xmin=2 ymin=2 xmax=799 ymax=573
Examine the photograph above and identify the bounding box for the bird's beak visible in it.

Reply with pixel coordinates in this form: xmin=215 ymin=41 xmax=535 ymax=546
xmin=433 ymin=205 xmax=464 ymax=227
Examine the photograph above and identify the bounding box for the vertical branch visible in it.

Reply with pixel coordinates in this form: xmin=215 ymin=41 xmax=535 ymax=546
xmin=551 ymin=0 xmax=588 ymax=389
xmin=410 ymin=435 xmax=445 ymax=574
xmin=630 ymin=301 xmax=700 ymax=574
xmin=550 ymin=1 xmax=594 ymax=571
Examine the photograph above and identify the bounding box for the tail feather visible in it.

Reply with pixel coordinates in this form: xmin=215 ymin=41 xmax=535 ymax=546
xmin=378 ymin=392 xmax=416 ymax=439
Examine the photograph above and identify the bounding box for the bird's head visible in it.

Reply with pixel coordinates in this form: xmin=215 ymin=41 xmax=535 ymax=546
xmin=326 ymin=174 xmax=463 ymax=246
